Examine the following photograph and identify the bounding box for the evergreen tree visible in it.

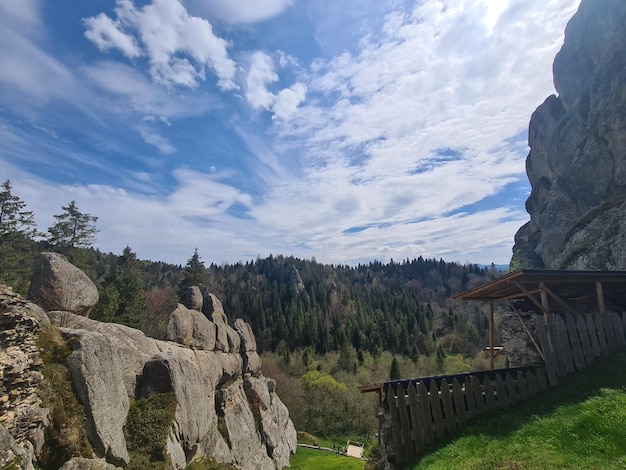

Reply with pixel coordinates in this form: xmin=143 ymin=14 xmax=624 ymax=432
xmin=389 ymin=357 xmax=402 ymax=380
xmin=108 ymin=246 xmax=147 ymax=330
xmin=177 ymin=248 xmax=207 ymax=298
xmin=47 ymin=200 xmax=98 ymax=249
xmin=0 ymin=180 xmax=39 ymax=293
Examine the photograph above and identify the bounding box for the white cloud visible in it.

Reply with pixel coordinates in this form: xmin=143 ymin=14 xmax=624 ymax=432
xmin=83 ymin=0 xmax=238 ymax=90
xmin=139 ymin=127 xmax=176 ymax=154
xmin=245 ymin=52 xmax=307 ymax=120
xmin=185 ymin=0 xmax=292 ymax=24
xmin=83 ymin=13 xmax=142 ymax=58
xmin=0 ymin=0 xmax=40 ymax=26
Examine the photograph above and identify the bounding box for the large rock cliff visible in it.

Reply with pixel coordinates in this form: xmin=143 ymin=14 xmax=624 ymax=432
xmin=0 ymin=268 xmax=296 ymax=469
xmin=512 ymin=0 xmax=626 ymax=270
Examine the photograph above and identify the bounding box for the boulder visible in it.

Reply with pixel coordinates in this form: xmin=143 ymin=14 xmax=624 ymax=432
xmin=202 ymin=289 xmax=240 ymax=353
xmin=182 ymin=286 xmax=203 ymax=311
xmin=166 ymin=304 xmax=216 ymax=351
xmin=64 ymin=329 xmax=130 ymax=467
xmin=234 ymin=319 xmax=257 ymax=352
xmin=29 ymin=252 xmax=98 ymax=316
xmin=58 ymin=457 xmax=119 ymax=470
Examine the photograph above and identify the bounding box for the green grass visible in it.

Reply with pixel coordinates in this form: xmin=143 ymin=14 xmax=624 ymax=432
xmin=290 ymin=446 xmax=366 ymax=470
xmin=410 ymin=350 xmax=626 ymax=470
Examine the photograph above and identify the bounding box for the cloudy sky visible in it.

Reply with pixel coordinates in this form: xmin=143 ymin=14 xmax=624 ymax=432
xmin=1 ymin=0 xmax=581 ymax=266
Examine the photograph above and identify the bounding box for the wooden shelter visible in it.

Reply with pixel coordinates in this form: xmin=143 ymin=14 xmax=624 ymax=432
xmin=453 ymin=269 xmax=626 ymax=369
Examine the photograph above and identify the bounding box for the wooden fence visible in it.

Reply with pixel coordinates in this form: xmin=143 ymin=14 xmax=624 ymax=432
xmin=385 ymin=310 xmax=626 ymax=466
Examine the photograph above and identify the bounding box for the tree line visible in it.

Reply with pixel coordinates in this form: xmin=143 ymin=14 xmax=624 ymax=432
xmin=0 ymin=179 xmax=496 ymax=361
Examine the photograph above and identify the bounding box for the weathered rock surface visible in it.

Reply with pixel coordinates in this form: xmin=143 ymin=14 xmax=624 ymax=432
xmin=182 ymin=286 xmax=203 ymax=311
xmin=512 ymin=0 xmax=626 ymax=270
xmin=0 ymin=286 xmax=48 ymax=464
xmin=499 ymin=312 xmax=544 ymax=368
xmin=46 ymin=290 xmax=295 ymax=470
xmin=29 ymin=252 xmax=99 ymax=316
xmin=166 ymin=304 xmax=216 ymax=350
xmin=58 ymin=457 xmax=119 ymax=470
xmin=0 ymin=423 xmax=35 ymax=470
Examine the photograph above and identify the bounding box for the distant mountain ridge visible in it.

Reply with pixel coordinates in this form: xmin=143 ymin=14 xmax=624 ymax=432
xmin=512 ymin=0 xmax=626 ymax=270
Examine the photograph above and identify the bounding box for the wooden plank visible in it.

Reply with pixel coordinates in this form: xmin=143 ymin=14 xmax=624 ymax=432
xmin=470 ymin=375 xmax=486 ymax=415
xmin=587 ymin=313 xmax=603 ymax=357
xmin=536 ymin=368 xmax=550 ymax=391
xmin=439 ymin=379 xmax=456 ymax=434
xmin=506 ymin=372 xmax=520 ymax=406
xmin=483 ymin=376 xmax=497 ymax=411
xmin=555 ymin=314 xmax=575 ymax=374
xmin=622 ymin=312 xmax=626 ymax=342
xmin=536 ymin=319 xmax=558 ymax=386
xmin=611 ymin=311 xmax=626 ymax=347
xmin=546 ymin=314 xmax=567 ymax=377
xmin=387 ymin=388 xmax=405 ymax=465
xmin=594 ymin=313 xmax=609 ymax=356
xmin=576 ymin=314 xmax=594 ymax=366
xmin=407 ymin=384 xmax=424 ymax=455
xmin=452 ymin=379 xmax=467 ymax=425
xmin=603 ymin=312 xmax=617 ymax=351
xmin=416 ymin=382 xmax=434 ymax=446
xmin=495 ymin=373 xmax=510 ymax=409
xmin=429 ymin=380 xmax=445 ymax=440
xmin=565 ymin=314 xmax=585 ymax=370
xmin=396 ymin=384 xmax=414 ymax=464
xmin=465 ymin=378 xmax=478 ymax=418
xmin=526 ymin=369 xmax=538 ymax=397
xmin=517 ymin=370 xmax=529 ymax=402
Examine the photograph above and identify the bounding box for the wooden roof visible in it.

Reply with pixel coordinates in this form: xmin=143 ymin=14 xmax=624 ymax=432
xmin=453 ymin=269 xmax=626 ymax=305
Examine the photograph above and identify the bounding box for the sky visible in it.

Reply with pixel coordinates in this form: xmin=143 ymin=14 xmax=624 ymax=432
xmin=0 ymin=0 xmax=582 ymax=267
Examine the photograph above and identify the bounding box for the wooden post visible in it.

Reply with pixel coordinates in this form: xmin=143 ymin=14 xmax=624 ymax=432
xmin=596 ymin=281 xmax=606 ymax=315
xmin=489 ymin=302 xmax=495 ymax=370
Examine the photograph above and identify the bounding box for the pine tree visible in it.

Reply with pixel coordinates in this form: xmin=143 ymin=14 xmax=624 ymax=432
xmin=47 ymin=200 xmax=98 ymax=249
xmin=177 ymin=248 xmax=207 ymax=299
xmin=108 ymin=246 xmax=147 ymax=330
xmin=389 ymin=357 xmax=402 ymax=380
xmin=0 ymin=180 xmax=39 ymax=293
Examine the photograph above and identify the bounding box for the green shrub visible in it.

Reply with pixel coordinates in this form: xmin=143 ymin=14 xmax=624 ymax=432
xmin=36 ymin=325 xmax=93 ymax=469
xmin=124 ymin=392 xmax=177 ymax=470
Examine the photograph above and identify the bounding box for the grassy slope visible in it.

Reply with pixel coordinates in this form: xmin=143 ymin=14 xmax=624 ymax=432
xmin=290 ymin=446 xmax=365 ymax=470
xmin=412 ymin=350 xmax=626 ymax=470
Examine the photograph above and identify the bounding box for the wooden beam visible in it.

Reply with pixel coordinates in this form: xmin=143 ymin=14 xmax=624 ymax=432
xmin=513 ymin=281 xmax=550 ymax=317
xmin=596 ymin=281 xmax=606 ymax=315
xmin=539 ymin=282 xmax=577 ymax=315
xmin=489 ymin=302 xmax=494 ymax=370
xmin=508 ymin=301 xmax=545 ymax=362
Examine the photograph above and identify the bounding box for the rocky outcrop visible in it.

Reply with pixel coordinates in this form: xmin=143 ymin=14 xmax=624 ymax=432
xmin=51 ymin=309 xmax=294 ymax=469
xmin=29 ymin=252 xmax=99 ymax=316
xmin=58 ymin=457 xmax=119 ymax=470
xmin=512 ymin=0 xmax=626 ymax=270
xmin=0 ymin=286 xmax=48 ymax=464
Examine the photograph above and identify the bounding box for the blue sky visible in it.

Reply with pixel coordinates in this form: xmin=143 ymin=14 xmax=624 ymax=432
xmin=0 ymin=0 xmax=581 ymax=266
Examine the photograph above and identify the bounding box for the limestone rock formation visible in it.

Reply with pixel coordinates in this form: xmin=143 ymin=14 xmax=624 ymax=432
xmin=0 ymin=286 xmax=48 ymax=465
xmin=512 ymin=0 xmax=626 ymax=270
xmin=29 ymin=252 xmax=99 ymax=316
xmin=51 ymin=309 xmax=295 ymax=469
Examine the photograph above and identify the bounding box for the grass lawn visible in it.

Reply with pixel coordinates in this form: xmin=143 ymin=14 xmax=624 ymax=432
xmin=290 ymin=446 xmax=366 ymax=470
xmin=410 ymin=350 xmax=626 ymax=470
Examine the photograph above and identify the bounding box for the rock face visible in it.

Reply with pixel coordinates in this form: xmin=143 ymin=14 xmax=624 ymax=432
xmin=29 ymin=252 xmax=99 ymax=316
xmin=0 ymin=286 xmax=48 ymax=467
xmin=50 ymin=308 xmax=295 ymax=469
xmin=512 ymin=0 xmax=626 ymax=270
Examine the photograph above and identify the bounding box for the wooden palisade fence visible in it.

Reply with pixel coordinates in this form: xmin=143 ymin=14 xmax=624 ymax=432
xmin=384 ymin=310 xmax=626 ymax=466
